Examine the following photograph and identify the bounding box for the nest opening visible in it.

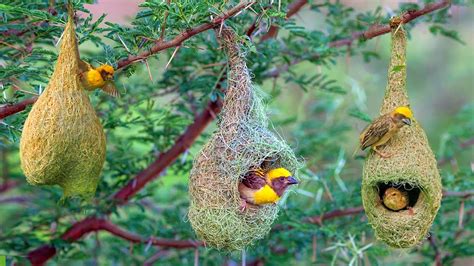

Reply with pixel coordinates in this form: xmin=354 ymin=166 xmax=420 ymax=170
xmin=376 ymin=182 xmax=421 ymax=211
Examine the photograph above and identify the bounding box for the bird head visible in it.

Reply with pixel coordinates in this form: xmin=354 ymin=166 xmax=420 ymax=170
xmin=266 ymin=167 xmax=298 ymax=196
xmin=391 ymin=106 xmax=413 ymax=126
xmin=97 ymin=64 xmax=115 ymax=81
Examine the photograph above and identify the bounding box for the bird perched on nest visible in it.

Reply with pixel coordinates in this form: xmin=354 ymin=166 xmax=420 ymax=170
xmin=78 ymin=60 xmax=120 ymax=97
xmin=357 ymin=106 xmax=413 ymax=158
xmin=238 ymin=167 xmax=298 ymax=211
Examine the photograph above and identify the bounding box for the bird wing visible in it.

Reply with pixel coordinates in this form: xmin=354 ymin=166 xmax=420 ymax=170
xmin=101 ymin=81 xmax=120 ymax=97
xmin=241 ymin=171 xmax=266 ymax=190
xmin=359 ymin=114 xmax=390 ymax=150
xmin=78 ymin=59 xmax=93 ymax=72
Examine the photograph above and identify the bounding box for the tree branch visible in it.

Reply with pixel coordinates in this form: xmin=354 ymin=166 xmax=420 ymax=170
xmin=27 ymin=99 xmax=221 ymax=264
xmin=0 ymin=2 xmax=253 ymax=120
xmin=260 ymin=0 xmax=309 ymax=41
xmin=264 ymin=0 xmax=451 ymax=78
xmin=113 ymin=100 xmax=222 ymax=203
xmin=27 ymin=217 xmax=202 ymax=265
xmin=0 ymin=97 xmax=37 ymax=119
xmin=116 ymin=1 xmax=255 ymax=69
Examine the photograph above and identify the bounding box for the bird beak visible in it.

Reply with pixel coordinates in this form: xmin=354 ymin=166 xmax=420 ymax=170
xmin=287 ymin=176 xmax=298 ymax=185
xmin=402 ymin=118 xmax=412 ymax=125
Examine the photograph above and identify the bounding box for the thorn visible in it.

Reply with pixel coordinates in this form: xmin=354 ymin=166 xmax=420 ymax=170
xmin=165 ymin=45 xmax=180 ymax=70
xmin=116 ymin=33 xmax=131 ymax=54
xmin=144 ymin=59 xmax=153 ymax=81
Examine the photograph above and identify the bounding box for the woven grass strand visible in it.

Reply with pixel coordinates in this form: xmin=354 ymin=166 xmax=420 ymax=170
xmin=361 ymin=18 xmax=442 ymax=248
xmin=188 ymin=27 xmax=300 ymax=251
xmin=20 ymin=8 xmax=106 ymax=198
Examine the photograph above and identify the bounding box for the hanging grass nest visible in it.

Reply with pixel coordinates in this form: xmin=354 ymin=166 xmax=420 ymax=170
xmin=188 ymin=27 xmax=300 ymax=251
xmin=20 ymin=8 xmax=106 ymax=198
xmin=361 ymin=18 xmax=442 ymax=248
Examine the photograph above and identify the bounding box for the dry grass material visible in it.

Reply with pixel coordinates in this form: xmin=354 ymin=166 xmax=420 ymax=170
xmin=188 ymin=27 xmax=300 ymax=251
xmin=361 ymin=18 xmax=442 ymax=248
xmin=20 ymin=9 xmax=105 ymax=198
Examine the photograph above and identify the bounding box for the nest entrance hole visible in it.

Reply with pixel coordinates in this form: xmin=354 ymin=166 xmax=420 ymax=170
xmin=377 ymin=182 xmax=421 ymax=211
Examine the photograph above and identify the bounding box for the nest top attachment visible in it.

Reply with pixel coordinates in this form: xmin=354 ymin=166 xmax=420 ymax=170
xmin=188 ymin=27 xmax=300 ymax=251
xmin=361 ymin=17 xmax=442 ymax=248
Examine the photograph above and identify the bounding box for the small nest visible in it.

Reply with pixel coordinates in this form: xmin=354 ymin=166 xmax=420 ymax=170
xmin=19 ymin=8 xmax=106 ymax=198
xmin=361 ymin=18 xmax=442 ymax=248
xmin=188 ymin=27 xmax=300 ymax=251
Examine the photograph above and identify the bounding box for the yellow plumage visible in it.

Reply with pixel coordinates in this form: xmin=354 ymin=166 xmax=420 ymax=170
xmin=253 ymin=185 xmax=280 ymax=204
xmin=382 ymin=187 xmax=409 ymax=211
xmin=238 ymin=167 xmax=298 ymax=210
xmin=79 ymin=61 xmax=120 ymax=97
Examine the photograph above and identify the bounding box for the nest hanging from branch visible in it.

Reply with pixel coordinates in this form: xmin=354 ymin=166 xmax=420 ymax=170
xmin=361 ymin=18 xmax=442 ymax=248
xmin=20 ymin=7 xmax=106 ymax=198
xmin=188 ymin=27 xmax=300 ymax=251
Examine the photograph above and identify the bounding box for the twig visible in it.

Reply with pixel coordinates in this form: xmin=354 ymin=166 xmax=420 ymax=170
xmin=260 ymin=0 xmax=308 ymax=41
xmin=428 ymin=235 xmax=442 ymax=266
xmin=0 ymin=97 xmax=38 ymax=119
xmin=263 ymin=0 xmax=451 ymax=78
xmin=27 ymin=217 xmax=203 ymax=265
xmin=116 ymin=1 xmax=256 ymax=69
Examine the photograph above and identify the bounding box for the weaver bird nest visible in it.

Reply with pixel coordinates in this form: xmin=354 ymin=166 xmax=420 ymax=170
xmin=188 ymin=27 xmax=300 ymax=251
xmin=20 ymin=8 xmax=106 ymax=198
xmin=361 ymin=18 xmax=442 ymax=248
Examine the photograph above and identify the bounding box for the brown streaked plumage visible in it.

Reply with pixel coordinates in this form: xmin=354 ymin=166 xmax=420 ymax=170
xmin=358 ymin=106 xmax=413 ymax=158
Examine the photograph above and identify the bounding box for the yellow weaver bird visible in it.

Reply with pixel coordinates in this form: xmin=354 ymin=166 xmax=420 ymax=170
xmin=382 ymin=187 xmax=408 ymax=211
xmin=358 ymin=106 xmax=413 ymax=158
xmin=238 ymin=167 xmax=298 ymax=211
xmin=78 ymin=60 xmax=120 ymax=97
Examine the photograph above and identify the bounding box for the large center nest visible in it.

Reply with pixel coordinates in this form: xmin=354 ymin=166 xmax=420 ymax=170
xmin=188 ymin=27 xmax=300 ymax=251
xmin=361 ymin=18 xmax=442 ymax=248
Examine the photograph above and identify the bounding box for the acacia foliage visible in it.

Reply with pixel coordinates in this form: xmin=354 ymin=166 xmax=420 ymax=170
xmin=0 ymin=0 xmax=472 ymax=265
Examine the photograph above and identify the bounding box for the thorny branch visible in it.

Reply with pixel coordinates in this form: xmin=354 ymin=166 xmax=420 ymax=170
xmin=27 ymin=217 xmax=203 ymax=265
xmin=264 ymin=0 xmax=452 ymax=78
xmin=0 ymin=0 xmax=457 ymax=264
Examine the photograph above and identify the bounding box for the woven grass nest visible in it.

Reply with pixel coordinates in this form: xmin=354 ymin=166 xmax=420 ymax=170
xmin=361 ymin=18 xmax=442 ymax=248
xmin=188 ymin=27 xmax=300 ymax=251
xmin=20 ymin=9 xmax=106 ymax=198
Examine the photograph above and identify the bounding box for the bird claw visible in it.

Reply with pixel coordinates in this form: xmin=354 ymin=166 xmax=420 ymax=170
xmin=407 ymin=207 xmax=415 ymax=216
xmin=239 ymin=199 xmax=247 ymax=213
xmin=374 ymin=149 xmax=392 ymax=158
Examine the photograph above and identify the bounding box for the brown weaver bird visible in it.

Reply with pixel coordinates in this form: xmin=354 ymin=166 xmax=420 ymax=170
xmin=357 ymin=106 xmax=413 ymax=158
xmin=238 ymin=167 xmax=298 ymax=211
xmin=78 ymin=60 xmax=120 ymax=97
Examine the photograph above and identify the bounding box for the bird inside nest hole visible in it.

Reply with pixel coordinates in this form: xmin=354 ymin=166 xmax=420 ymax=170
xmin=376 ymin=182 xmax=421 ymax=215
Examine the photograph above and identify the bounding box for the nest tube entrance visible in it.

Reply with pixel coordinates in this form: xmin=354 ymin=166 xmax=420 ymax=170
xmin=361 ymin=18 xmax=442 ymax=248
xmin=188 ymin=27 xmax=300 ymax=251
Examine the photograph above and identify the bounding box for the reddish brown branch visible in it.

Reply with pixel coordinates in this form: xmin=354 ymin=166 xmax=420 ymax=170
xmin=0 ymin=97 xmax=37 ymax=119
xmin=264 ymin=0 xmax=451 ymax=78
xmin=113 ymin=100 xmax=222 ymax=203
xmin=305 ymin=206 xmax=365 ymax=225
xmin=329 ymin=0 xmax=451 ymax=47
xmin=0 ymin=180 xmax=19 ymax=193
xmin=260 ymin=0 xmax=309 ymax=41
xmin=28 ymin=217 xmax=202 ymax=265
xmin=428 ymin=235 xmax=442 ymax=266
xmin=116 ymin=1 xmax=255 ymax=69
xmin=27 ymin=99 xmax=221 ymax=264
